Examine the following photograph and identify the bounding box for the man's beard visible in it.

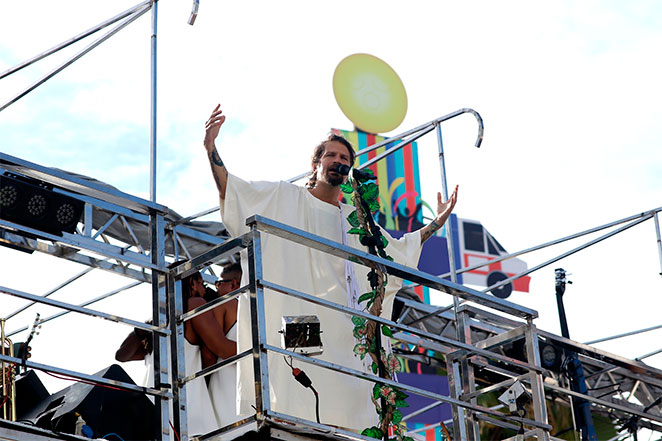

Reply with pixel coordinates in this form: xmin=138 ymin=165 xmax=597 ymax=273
xmin=327 ymin=172 xmax=344 ymax=186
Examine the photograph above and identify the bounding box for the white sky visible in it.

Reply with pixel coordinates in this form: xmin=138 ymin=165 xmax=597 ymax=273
xmin=1 ymin=0 xmax=661 ymax=398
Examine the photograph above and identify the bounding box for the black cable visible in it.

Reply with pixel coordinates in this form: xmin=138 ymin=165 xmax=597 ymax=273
xmin=290 ymin=368 xmax=321 ymax=424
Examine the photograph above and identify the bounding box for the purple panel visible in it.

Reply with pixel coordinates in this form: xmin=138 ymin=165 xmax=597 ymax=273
xmin=398 ymin=373 xmax=452 ymax=424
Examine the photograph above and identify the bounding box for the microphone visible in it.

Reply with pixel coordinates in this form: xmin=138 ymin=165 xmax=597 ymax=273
xmin=333 ymin=164 xmax=375 ymax=181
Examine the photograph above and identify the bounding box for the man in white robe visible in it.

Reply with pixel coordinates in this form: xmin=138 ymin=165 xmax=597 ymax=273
xmin=203 ymin=104 xmax=457 ymax=432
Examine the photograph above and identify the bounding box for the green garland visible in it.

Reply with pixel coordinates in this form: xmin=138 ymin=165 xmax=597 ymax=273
xmin=340 ymin=171 xmax=414 ymax=441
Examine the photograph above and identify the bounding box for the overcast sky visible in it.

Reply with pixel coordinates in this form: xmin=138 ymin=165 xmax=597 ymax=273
xmin=1 ymin=0 xmax=661 ymax=393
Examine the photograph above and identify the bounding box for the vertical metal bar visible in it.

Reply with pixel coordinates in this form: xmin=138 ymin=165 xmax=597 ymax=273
xmin=435 ymin=124 xmax=458 ymax=284
xmin=247 ymin=225 xmax=271 ymax=419
xmin=654 ymin=212 xmax=662 ymax=276
xmin=524 ymin=322 xmax=550 ymax=440
xmin=437 ymin=123 xmax=468 ymax=439
xmin=84 ymin=203 xmax=93 ymax=236
xmin=446 ymin=358 xmax=468 ymax=440
xmin=457 ymin=311 xmax=479 ymax=440
xmin=150 ymin=212 xmax=169 ymax=440
xmin=169 ymin=274 xmax=188 ymax=440
xmin=149 ymin=0 xmax=158 ymax=203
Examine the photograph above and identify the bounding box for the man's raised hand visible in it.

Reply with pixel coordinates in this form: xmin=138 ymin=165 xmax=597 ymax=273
xmin=204 ymin=104 xmax=226 ymax=151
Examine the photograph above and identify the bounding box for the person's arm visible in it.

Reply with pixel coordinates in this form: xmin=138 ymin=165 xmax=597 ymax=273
xmin=204 ymin=104 xmax=229 ymax=199
xmin=115 ymin=328 xmax=151 ymax=362
xmin=419 ymin=185 xmax=458 ymax=245
xmin=187 ymin=297 xmax=237 ymax=360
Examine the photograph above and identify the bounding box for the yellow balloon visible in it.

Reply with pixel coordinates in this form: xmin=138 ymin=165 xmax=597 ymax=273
xmin=333 ymin=53 xmax=407 ymax=134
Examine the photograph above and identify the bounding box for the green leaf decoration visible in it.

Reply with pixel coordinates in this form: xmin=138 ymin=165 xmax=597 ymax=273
xmin=361 ymin=427 xmax=383 ymax=439
xmin=347 ymin=227 xmax=365 ymax=236
xmin=386 ymin=255 xmax=394 ymax=262
xmin=392 ymin=409 xmax=403 ymax=424
xmin=369 ymin=337 xmax=377 ymax=353
xmin=368 ymin=199 xmax=380 ymax=213
xmin=373 ymin=383 xmax=381 ymax=400
xmin=352 ymin=316 xmax=367 ymax=326
xmin=403 ymin=436 xmax=415 ymax=441
xmin=358 ymin=290 xmax=376 ymax=304
xmin=395 ymin=388 xmax=409 ymax=400
xmin=387 ymin=353 xmax=402 ymax=373
xmin=347 ymin=210 xmax=360 ymax=227
xmin=349 ymin=256 xmax=361 ymax=264
xmin=353 ymin=343 xmax=368 ymax=359
xmin=353 ymin=324 xmax=368 ymax=339
xmin=381 ymin=325 xmax=393 ymax=337
xmin=340 ymin=181 xmax=354 ymax=194
xmin=395 ymin=399 xmax=409 ymax=408
xmin=381 ymin=235 xmax=389 ymax=249
xmin=359 ymin=182 xmax=379 ymax=201
xmin=371 ymin=362 xmax=378 ymax=374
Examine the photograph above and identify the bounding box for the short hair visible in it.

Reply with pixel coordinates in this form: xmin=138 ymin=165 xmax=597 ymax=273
xmin=306 ymin=133 xmax=356 ymax=189
xmin=222 ymin=262 xmax=242 ymax=282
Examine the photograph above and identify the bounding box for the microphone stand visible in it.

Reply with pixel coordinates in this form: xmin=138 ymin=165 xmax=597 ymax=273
xmin=555 ymin=268 xmax=598 ymax=441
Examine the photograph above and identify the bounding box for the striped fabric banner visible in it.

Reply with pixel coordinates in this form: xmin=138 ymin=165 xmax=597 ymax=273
xmin=332 ymin=128 xmax=425 ymax=231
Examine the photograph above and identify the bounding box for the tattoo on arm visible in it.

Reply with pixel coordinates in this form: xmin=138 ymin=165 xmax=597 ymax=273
xmin=210 ymin=149 xmax=224 ymax=168
xmin=420 ymin=219 xmax=442 ymax=244
xmin=207 ymin=147 xmax=228 ymax=197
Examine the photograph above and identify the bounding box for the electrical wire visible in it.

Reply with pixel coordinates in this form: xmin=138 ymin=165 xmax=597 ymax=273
xmin=310 ymin=385 xmax=320 ymax=424
xmin=169 ymin=420 xmax=182 ymax=441
xmin=44 ymin=371 xmax=123 ymax=391
xmin=102 ymin=433 xmax=127 ymax=441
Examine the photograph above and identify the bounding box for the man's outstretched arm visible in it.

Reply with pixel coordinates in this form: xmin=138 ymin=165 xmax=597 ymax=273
xmin=204 ymin=104 xmax=229 ymax=200
xmin=419 ymin=185 xmax=458 ymax=244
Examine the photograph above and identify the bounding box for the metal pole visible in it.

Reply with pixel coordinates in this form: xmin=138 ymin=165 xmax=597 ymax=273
xmin=149 ymin=0 xmax=158 ymax=203
xmin=0 ymin=4 xmax=151 ymax=113
xmin=0 ymin=0 xmax=152 ymax=81
xmin=654 ymin=212 xmax=662 ymax=276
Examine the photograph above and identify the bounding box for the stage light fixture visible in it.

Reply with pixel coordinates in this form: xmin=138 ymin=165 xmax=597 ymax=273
xmin=0 ymin=173 xmax=84 ymax=236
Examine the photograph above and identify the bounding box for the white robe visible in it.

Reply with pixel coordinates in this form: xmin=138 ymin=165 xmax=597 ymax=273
xmin=143 ymin=342 xmax=217 ymax=436
xmin=221 ymin=173 xmax=421 ymax=431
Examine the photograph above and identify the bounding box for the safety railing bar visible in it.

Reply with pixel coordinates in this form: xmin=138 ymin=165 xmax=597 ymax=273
xmin=0 ymin=0 xmax=152 ymax=80
xmin=248 ymin=214 xmax=537 ymax=319
xmin=120 ymin=215 xmax=145 ymax=254
xmin=265 ymin=344 xmax=551 ymax=431
xmin=0 ymin=4 xmax=152 ymax=114
xmin=179 ymin=284 xmax=249 ymax=323
xmin=92 ymin=213 xmax=119 ymax=239
xmin=0 ymin=353 xmax=170 ymax=398
xmin=262 ymin=280 xmax=544 ymax=373
xmin=7 ymin=281 xmax=143 ymax=337
xmin=264 ymin=411 xmax=377 ymax=441
xmin=0 ymin=285 xmax=169 ymax=335
xmin=195 ymin=414 xmax=258 ymax=441
xmin=356 ymin=125 xmax=436 ymax=171
xmin=481 ymin=214 xmax=653 ymax=294
xmin=544 ymin=382 xmax=662 ymax=423
xmin=4 ymin=267 xmax=94 ymax=321
xmin=0 ymin=218 xmax=163 ymax=271
xmin=180 ymin=348 xmax=252 ymax=385
xmin=585 ymin=323 xmax=662 ymax=345
xmin=169 ymin=236 xmax=248 ymax=281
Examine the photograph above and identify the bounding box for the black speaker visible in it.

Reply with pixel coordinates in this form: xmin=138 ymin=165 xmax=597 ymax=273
xmin=0 ymin=173 xmax=83 ymax=236
xmin=21 ymin=364 xmax=156 ymax=440
xmin=14 ymin=369 xmax=50 ymax=420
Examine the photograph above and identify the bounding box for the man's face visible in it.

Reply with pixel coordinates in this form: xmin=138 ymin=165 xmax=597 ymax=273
xmin=216 ymin=270 xmax=240 ymax=295
xmin=315 ymin=141 xmax=352 ymax=187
